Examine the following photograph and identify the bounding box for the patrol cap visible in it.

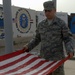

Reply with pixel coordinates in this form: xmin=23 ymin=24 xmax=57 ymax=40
xmin=43 ymin=1 xmax=55 ymax=10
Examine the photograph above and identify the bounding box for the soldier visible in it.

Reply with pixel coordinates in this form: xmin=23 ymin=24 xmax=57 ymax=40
xmin=23 ymin=1 xmax=74 ymax=75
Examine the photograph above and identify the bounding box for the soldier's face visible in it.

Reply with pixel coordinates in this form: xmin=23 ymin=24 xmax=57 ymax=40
xmin=44 ymin=9 xmax=56 ymax=20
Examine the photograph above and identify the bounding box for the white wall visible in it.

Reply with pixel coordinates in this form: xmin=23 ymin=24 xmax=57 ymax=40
xmin=56 ymin=12 xmax=68 ymax=25
xmin=12 ymin=6 xmax=36 ymax=38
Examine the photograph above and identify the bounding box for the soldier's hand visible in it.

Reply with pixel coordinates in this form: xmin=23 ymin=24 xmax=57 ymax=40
xmin=68 ymin=52 xmax=74 ymax=58
xmin=23 ymin=45 xmax=29 ymax=52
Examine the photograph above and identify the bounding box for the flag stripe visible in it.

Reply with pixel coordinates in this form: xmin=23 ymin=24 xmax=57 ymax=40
xmin=0 ymin=49 xmax=70 ymax=75
xmin=46 ymin=55 xmax=70 ymax=74
xmin=32 ymin=61 xmax=56 ymax=75
xmin=24 ymin=61 xmax=53 ymax=75
xmin=0 ymin=53 xmax=27 ymax=66
xmin=5 ymin=57 xmax=42 ymax=74
xmin=0 ymin=54 xmax=45 ymax=74
xmin=0 ymin=56 xmax=38 ymax=72
xmin=18 ymin=61 xmax=49 ymax=74
xmin=41 ymin=61 xmax=60 ymax=75
xmin=0 ymin=53 xmax=31 ymax=69
xmin=7 ymin=61 xmax=47 ymax=75
xmin=0 ymin=49 xmax=24 ymax=61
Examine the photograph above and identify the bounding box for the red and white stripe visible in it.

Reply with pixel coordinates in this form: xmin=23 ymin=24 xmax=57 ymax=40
xmin=0 ymin=49 xmax=70 ymax=75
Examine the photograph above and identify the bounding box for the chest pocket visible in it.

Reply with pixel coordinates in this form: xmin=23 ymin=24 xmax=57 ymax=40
xmin=39 ymin=27 xmax=46 ymax=33
xmin=39 ymin=28 xmax=46 ymax=40
xmin=51 ymin=25 xmax=62 ymax=41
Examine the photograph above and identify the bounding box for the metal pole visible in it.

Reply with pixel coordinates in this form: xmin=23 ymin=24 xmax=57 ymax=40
xmin=3 ymin=0 xmax=13 ymax=54
xmin=53 ymin=0 xmax=56 ymax=10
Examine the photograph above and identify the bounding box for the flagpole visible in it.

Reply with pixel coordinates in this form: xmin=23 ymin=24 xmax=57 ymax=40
xmin=3 ymin=0 xmax=14 ymax=54
xmin=52 ymin=0 xmax=56 ymax=10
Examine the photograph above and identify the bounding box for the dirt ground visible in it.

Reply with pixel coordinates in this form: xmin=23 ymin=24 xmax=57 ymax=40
xmin=0 ymin=37 xmax=33 ymax=55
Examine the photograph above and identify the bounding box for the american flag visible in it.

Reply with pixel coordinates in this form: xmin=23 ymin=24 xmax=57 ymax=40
xmin=0 ymin=49 xmax=70 ymax=75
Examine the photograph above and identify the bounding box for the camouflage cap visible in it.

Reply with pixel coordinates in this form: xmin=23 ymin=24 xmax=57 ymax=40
xmin=43 ymin=1 xmax=55 ymax=10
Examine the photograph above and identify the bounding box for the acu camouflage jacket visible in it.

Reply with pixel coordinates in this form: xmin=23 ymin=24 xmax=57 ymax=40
xmin=27 ymin=16 xmax=74 ymax=60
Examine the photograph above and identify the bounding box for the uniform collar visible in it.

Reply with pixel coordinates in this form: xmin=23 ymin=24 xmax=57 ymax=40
xmin=45 ymin=16 xmax=58 ymax=25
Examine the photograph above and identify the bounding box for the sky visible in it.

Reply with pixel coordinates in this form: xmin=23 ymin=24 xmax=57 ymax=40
xmin=0 ymin=0 xmax=75 ymax=14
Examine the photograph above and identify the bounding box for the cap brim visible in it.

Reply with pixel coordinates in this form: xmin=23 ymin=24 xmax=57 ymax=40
xmin=44 ymin=8 xmax=52 ymax=10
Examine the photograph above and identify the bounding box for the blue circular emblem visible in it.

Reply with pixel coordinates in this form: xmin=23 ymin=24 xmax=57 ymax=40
xmin=16 ymin=8 xmax=31 ymax=33
xmin=20 ymin=14 xmax=28 ymax=28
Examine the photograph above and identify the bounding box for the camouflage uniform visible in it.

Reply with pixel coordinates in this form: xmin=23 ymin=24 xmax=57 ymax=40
xmin=27 ymin=16 xmax=74 ymax=75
